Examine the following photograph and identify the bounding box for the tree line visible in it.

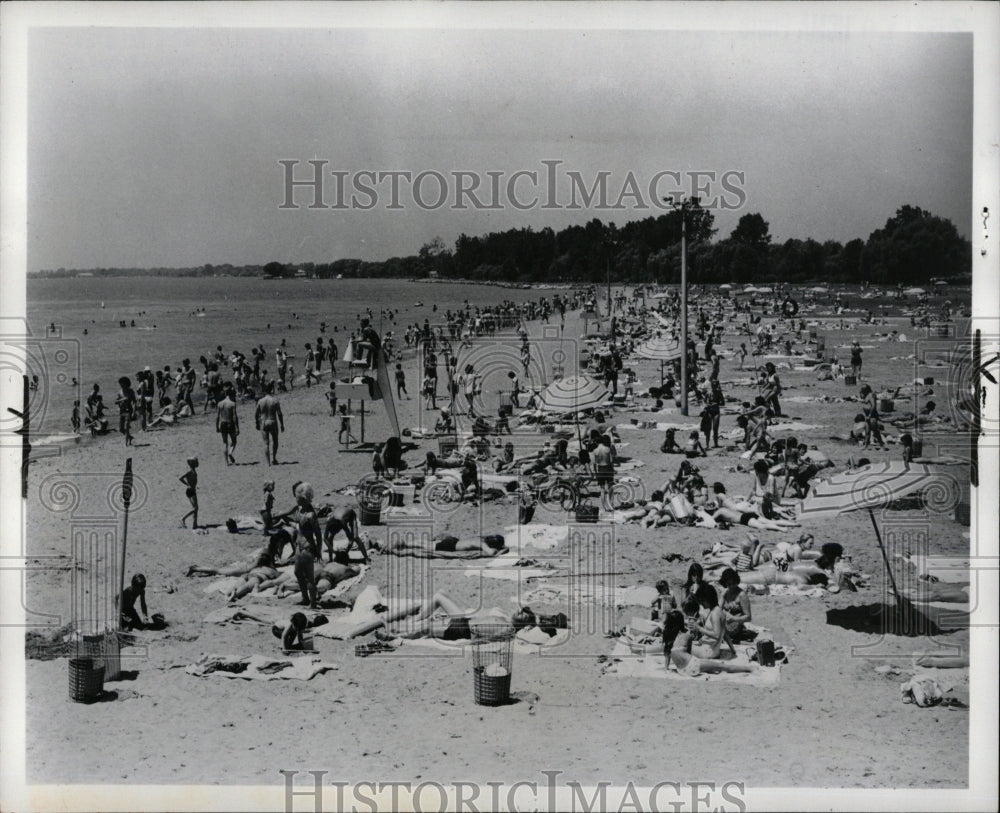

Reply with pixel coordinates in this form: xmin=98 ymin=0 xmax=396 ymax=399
xmin=33 ymin=203 xmax=970 ymax=285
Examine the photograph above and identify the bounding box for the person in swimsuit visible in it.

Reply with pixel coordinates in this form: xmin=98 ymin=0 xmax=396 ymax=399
xmin=323 ymin=505 xmax=369 ymax=564
xmin=119 ymin=573 xmax=149 ymax=631
xmin=719 ymin=568 xmax=752 ymax=641
xmin=273 ymin=612 xmax=308 ymax=650
xmin=431 ymin=534 xmax=506 ymax=554
xmin=179 ymin=457 xmax=199 ymax=528
xmin=592 ymin=435 xmax=615 ymax=502
xmin=254 ymin=382 xmax=285 ymax=465
xmin=224 ymin=551 xmax=280 ymax=601
xmin=216 ymin=385 xmax=239 ymax=465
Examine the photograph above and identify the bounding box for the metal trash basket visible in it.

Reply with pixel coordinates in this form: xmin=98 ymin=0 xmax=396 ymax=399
xmin=81 ymin=630 xmax=120 ymax=681
xmin=69 ymin=657 xmax=105 ymax=703
xmin=471 ymin=624 xmax=514 ymax=706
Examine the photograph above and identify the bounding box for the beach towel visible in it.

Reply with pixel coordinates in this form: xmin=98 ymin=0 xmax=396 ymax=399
xmin=519 ymin=583 xmax=656 ymax=608
xmin=462 ymin=550 xmax=562 ymax=581
xmin=601 ymin=642 xmax=782 ymax=686
xmin=384 ymin=545 xmax=509 ymax=560
xmin=183 ymin=653 xmax=337 ymax=681
xmin=203 ymin=602 xmax=334 ymax=626
xmin=502 ymin=523 xmax=567 ymax=551
xmin=896 ymin=553 xmax=971 ymax=584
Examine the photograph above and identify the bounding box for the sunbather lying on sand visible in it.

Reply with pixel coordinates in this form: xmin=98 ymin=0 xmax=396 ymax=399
xmin=272 ymin=560 xmax=360 ymax=598
xmin=345 ymin=591 xmax=479 ymax=639
xmin=224 ymin=553 xmax=280 ymax=601
xmin=375 ymin=533 xmax=506 ymax=556
xmin=901 ymin=582 xmax=970 ymax=603
xmin=728 ymin=542 xmax=853 ymax=592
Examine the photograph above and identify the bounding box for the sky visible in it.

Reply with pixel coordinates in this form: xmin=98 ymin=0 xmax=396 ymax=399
xmin=26 ymin=26 xmax=973 ymax=271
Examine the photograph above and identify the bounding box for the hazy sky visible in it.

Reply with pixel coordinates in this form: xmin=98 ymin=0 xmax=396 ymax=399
xmin=27 ymin=27 xmax=972 ymax=271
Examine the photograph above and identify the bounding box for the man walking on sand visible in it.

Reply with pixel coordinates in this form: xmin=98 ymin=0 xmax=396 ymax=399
xmin=255 ymin=382 xmax=285 ymax=466
xmin=216 ymin=384 xmax=240 ymax=465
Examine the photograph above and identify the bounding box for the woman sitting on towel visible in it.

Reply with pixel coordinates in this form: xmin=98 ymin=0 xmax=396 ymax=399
xmin=719 ymin=568 xmax=752 ymax=641
xmin=672 ymin=584 xmax=731 ymax=660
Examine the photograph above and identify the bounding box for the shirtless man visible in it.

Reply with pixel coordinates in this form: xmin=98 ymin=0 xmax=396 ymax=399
xmin=323 ymin=505 xmax=369 ymax=563
xmin=216 ymin=385 xmax=239 ymax=465
xmin=254 ymin=382 xmax=285 ymax=465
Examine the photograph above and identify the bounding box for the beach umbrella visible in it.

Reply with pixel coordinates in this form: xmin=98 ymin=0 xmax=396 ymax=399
xmin=537 ymin=374 xmax=610 ymax=414
xmin=719 ymin=284 xmax=733 ymax=290
xmin=798 ymin=461 xmax=959 ymax=606
xmin=636 ymin=336 xmax=682 ymax=361
xmin=934 ymin=280 xmax=948 ymax=286
xmin=743 ymin=285 xmax=758 ymax=292
xmin=755 ymin=286 xmax=773 ymax=294
xmin=636 ymin=336 xmax=682 ymax=386
xmin=808 ymin=286 xmax=828 ymax=293
xmin=903 ymin=287 xmax=926 ymax=296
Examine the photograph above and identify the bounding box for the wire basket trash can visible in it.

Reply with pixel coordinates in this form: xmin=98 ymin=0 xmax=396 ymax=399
xmin=69 ymin=657 xmax=105 ymax=703
xmin=471 ymin=624 xmax=515 ymax=706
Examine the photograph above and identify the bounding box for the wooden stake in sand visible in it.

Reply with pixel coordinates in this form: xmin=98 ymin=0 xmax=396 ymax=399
xmin=6 ymin=375 xmax=30 ymax=499
xmin=118 ymin=458 xmax=134 ymax=613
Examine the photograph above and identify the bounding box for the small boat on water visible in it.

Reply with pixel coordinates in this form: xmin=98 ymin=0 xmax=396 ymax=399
xmin=413 ymin=302 xmax=423 ymax=307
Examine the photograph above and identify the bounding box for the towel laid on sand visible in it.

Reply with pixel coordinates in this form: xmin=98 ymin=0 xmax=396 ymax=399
xmin=601 ymin=642 xmax=782 ymax=686
xmin=520 ymin=584 xmax=656 ymax=608
xmin=503 ymin=523 xmax=567 ymax=551
xmin=384 ymin=545 xmax=509 ymax=560
xmin=462 ymin=550 xmax=562 ymax=581
xmin=395 ymin=627 xmax=571 ymax=654
xmin=183 ymin=654 xmax=337 ymax=681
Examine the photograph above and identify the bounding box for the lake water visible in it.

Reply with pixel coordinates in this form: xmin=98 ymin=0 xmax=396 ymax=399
xmin=23 ymin=277 xmax=569 ymax=434
xmin=23 ymin=276 xmax=967 ymax=437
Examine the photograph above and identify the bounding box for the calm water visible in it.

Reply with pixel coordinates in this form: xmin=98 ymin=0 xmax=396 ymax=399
xmin=25 ymin=277 xmax=568 ymax=435
xmin=24 ymin=276 xmax=968 ymax=436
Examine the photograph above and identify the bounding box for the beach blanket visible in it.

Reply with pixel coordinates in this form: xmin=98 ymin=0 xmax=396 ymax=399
xmin=519 ymin=583 xmax=656 ymax=608
xmin=601 ymin=642 xmax=782 ymax=686
xmin=462 ymin=550 xmax=562 ymax=581
xmin=183 ymin=653 xmax=337 ymax=681
xmin=396 ymin=627 xmax=571 ymax=654
xmin=204 ymin=564 xmax=367 ymax=600
xmin=384 ymin=545 xmax=509 ymax=560
xmin=503 ymin=523 xmax=567 ymax=551
xmin=896 ymin=553 xmax=971 ymax=583
xmin=746 ymin=583 xmax=828 ymax=599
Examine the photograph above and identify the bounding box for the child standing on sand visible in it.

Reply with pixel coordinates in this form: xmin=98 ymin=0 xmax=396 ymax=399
xmin=179 ymin=457 xmax=199 ymax=528
xmin=71 ymin=400 xmax=81 ymax=433
xmin=261 ymin=480 xmax=276 ymax=530
xmin=338 ymin=404 xmax=353 ymax=445
xmin=326 ymin=381 xmax=337 ymax=416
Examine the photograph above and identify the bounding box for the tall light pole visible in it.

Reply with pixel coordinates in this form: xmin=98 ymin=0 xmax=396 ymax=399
xmin=666 ymin=196 xmax=690 ymax=415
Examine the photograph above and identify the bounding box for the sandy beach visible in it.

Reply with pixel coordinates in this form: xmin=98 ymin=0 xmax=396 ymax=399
xmin=20 ymin=289 xmax=972 ymax=792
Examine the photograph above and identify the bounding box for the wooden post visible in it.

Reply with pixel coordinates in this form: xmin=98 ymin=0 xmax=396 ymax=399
xmin=119 ymin=458 xmax=134 ymax=627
